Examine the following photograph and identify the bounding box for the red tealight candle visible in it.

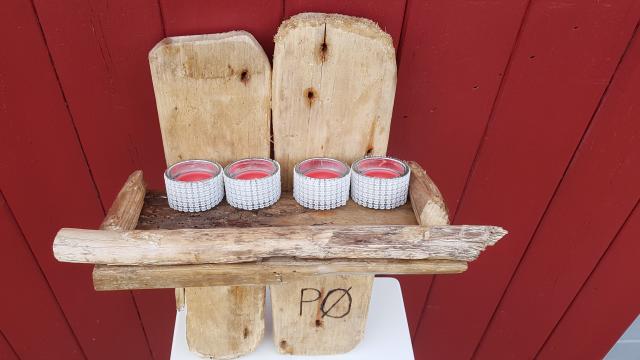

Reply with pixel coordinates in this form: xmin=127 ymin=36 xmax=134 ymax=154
xmin=175 ymin=172 xmax=214 ymax=182
xmin=164 ymin=160 xmax=224 ymax=212
xmin=351 ymin=156 xmax=410 ymax=209
xmin=223 ymin=158 xmax=281 ymax=210
xmin=293 ymin=158 xmax=351 ymax=210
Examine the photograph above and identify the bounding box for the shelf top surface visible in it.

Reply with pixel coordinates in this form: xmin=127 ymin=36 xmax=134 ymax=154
xmin=137 ymin=191 xmax=418 ymax=230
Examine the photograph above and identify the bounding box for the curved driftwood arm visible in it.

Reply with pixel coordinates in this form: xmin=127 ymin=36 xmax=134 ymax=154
xmin=54 ymin=225 xmax=507 ymax=265
xmin=408 ymin=161 xmax=449 ymax=226
xmin=100 ymin=170 xmax=146 ymax=231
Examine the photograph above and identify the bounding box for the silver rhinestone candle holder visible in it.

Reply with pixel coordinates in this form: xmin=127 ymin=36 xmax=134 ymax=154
xmin=293 ymin=157 xmax=351 ymax=210
xmin=350 ymin=156 xmax=411 ymax=209
xmin=164 ymin=160 xmax=224 ymax=212
xmin=223 ymin=158 xmax=281 ymax=210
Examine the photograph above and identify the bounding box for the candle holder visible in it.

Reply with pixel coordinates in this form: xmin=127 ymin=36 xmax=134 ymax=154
xmin=223 ymin=158 xmax=281 ymax=210
xmin=293 ymin=157 xmax=351 ymax=210
xmin=164 ymin=160 xmax=224 ymax=212
xmin=350 ymin=156 xmax=411 ymax=209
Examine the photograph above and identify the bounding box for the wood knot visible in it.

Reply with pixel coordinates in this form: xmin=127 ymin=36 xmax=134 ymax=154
xmin=319 ymin=41 xmax=328 ymax=62
xmin=240 ymin=69 xmax=250 ymax=84
xmin=305 ymin=87 xmax=317 ymax=107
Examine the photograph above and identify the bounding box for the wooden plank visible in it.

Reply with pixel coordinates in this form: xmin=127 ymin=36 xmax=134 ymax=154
xmin=100 ymin=171 xmax=146 ymax=231
xmin=536 ymin=203 xmax=640 ymax=359
xmin=160 ymin=0 xmax=283 ymax=56
xmin=0 ymin=1 xmax=154 ymax=359
xmin=54 ymin=225 xmax=506 ymax=265
xmin=137 ymin=192 xmax=417 ymax=229
xmin=414 ymin=2 xmax=640 ymax=359
xmin=388 ymin=0 xmax=529 ymax=336
xmin=283 ymin=0 xmax=406 ymax=48
xmin=475 ymin=25 xmax=640 ymax=359
xmin=150 ymin=31 xmax=272 ymax=358
xmin=149 ymin=32 xmax=271 ymax=166
xmin=408 ymin=161 xmax=449 ymax=227
xmin=272 ymin=13 xmax=397 ymax=190
xmin=0 ymin=194 xmax=84 ymax=359
xmin=270 ymin=12 xmax=397 ymax=354
xmin=93 ymin=259 xmax=467 ymax=290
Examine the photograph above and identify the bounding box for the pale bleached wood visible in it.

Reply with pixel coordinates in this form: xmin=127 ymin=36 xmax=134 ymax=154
xmin=185 ymin=286 xmax=265 ymax=360
xmin=149 ymin=31 xmax=271 ymax=358
xmin=271 ymin=275 xmax=373 ymax=355
xmin=408 ymin=161 xmax=450 ymax=226
xmin=92 ymin=259 xmax=467 ymax=290
xmin=54 ymin=225 xmax=507 ymax=265
xmin=175 ymin=288 xmax=185 ymax=311
xmin=149 ymin=32 xmax=271 ymax=166
xmin=272 ymin=13 xmax=397 ymax=190
xmin=100 ymin=170 xmax=146 ymax=231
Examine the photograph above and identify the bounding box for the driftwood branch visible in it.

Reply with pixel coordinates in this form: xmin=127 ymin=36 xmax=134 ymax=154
xmin=408 ymin=161 xmax=449 ymax=226
xmin=54 ymin=225 xmax=507 ymax=265
xmin=92 ymin=258 xmax=467 ymax=290
xmin=100 ymin=171 xmax=146 ymax=231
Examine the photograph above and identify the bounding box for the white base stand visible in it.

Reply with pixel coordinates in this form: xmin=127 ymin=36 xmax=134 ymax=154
xmin=171 ymin=278 xmax=414 ymax=359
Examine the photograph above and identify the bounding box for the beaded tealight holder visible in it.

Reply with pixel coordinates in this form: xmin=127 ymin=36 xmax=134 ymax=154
xmin=293 ymin=157 xmax=351 ymax=210
xmin=223 ymin=158 xmax=281 ymax=210
xmin=164 ymin=160 xmax=224 ymax=212
xmin=350 ymin=156 xmax=411 ymax=209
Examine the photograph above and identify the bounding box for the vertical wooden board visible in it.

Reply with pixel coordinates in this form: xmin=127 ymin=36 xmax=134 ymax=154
xmin=284 ymin=0 xmax=406 ymax=48
xmin=537 ymin=203 xmax=640 ymax=360
xmin=150 ymin=31 xmax=271 ymax=358
xmin=476 ymin=25 xmax=640 ymax=359
xmin=150 ymin=32 xmax=272 ymax=166
xmin=387 ymin=0 xmax=528 ymax=336
xmin=0 ymin=194 xmax=84 ymax=359
xmin=32 ymin=3 xmax=175 ymax=358
xmin=271 ymin=276 xmax=373 ymax=355
xmin=0 ymin=333 xmax=18 ymax=360
xmin=33 ymin=0 xmax=167 ymax=198
xmin=186 ymin=287 xmax=265 ymax=359
xmin=160 ymin=0 xmax=283 ymax=56
xmin=414 ymin=2 xmax=640 ymax=360
xmin=270 ymin=13 xmax=395 ymax=355
xmin=272 ymin=13 xmax=397 ymax=189
xmin=0 ymin=1 xmax=153 ymax=359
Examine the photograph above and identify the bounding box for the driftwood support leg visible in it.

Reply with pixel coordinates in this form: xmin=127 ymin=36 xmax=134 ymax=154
xmin=147 ymin=32 xmax=272 ymax=358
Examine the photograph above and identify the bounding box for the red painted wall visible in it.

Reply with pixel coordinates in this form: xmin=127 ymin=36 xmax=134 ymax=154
xmin=1 ymin=1 xmax=639 ymax=359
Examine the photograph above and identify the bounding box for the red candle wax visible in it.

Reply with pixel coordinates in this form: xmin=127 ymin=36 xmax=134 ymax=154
xmin=362 ymin=169 xmax=400 ymax=179
xmin=235 ymin=170 xmax=270 ymax=180
xmin=175 ymin=171 xmax=214 ymax=182
xmin=305 ymin=169 xmax=341 ymax=179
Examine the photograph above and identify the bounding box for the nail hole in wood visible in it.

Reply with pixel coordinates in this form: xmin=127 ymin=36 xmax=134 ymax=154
xmin=315 ymin=319 xmax=323 ymax=327
xmin=279 ymin=340 xmax=288 ymax=349
xmin=529 ymin=55 xmax=536 ymax=60
xmin=473 ymin=85 xmax=479 ymax=90
xmin=365 ymin=147 xmax=374 ymax=156
xmin=572 ymin=25 xmax=580 ymax=30
xmin=243 ymin=327 xmax=249 ymax=339
xmin=305 ymin=87 xmax=317 ymax=106
xmin=240 ymin=69 xmax=250 ymax=84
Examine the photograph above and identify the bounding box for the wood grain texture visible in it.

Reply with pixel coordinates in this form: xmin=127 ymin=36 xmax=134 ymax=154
xmin=414 ymin=2 xmax=640 ymax=359
xmin=185 ymin=286 xmax=265 ymax=360
xmin=475 ymin=24 xmax=640 ymax=360
xmin=100 ymin=171 xmax=146 ymax=231
xmin=408 ymin=161 xmax=449 ymax=227
xmin=93 ymin=259 xmax=467 ymax=290
xmin=149 ymin=30 xmax=271 ymax=358
xmin=272 ymin=13 xmax=397 ymax=190
xmin=149 ymin=32 xmax=271 ymax=166
xmin=0 ymin=1 xmax=153 ymax=358
xmin=271 ymin=275 xmax=374 ymax=355
xmin=54 ymin=225 xmax=506 ymax=265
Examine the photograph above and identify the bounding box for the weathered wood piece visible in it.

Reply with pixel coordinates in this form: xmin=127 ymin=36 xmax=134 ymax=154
xmin=270 ymin=13 xmax=397 ymax=354
xmin=149 ymin=31 xmax=271 ymax=358
xmin=53 ymin=225 xmax=506 ymax=265
xmin=408 ymin=161 xmax=450 ymax=226
xmin=93 ymin=259 xmax=467 ymax=290
xmin=100 ymin=171 xmax=146 ymax=231
xmin=149 ymin=31 xmax=271 ymax=166
xmin=272 ymin=13 xmax=397 ymax=190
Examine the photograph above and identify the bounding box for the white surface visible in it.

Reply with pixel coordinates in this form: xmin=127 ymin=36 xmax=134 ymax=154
xmin=171 ymin=278 xmax=414 ymax=359
xmin=605 ymin=314 xmax=640 ymax=360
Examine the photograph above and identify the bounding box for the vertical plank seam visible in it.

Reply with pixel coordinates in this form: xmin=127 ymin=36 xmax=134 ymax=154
xmin=470 ymin=16 xmax=640 ymax=359
xmin=534 ymin=198 xmax=640 ymax=358
xmin=0 ymin=191 xmax=87 ymax=360
xmin=412 ymin=0 xmax=534 ymax=343
xmin=395 ymin=0 xmax=411 ymax=67
xmin=29 ymin=1 xmax=155 ymax=358
xmin=28 ymin=0 xmax=105 ymax=215
xmin=1 ymin=329 xmax=22 ymax=360
xmin=156 ymin=0 xmax=167 ymax=37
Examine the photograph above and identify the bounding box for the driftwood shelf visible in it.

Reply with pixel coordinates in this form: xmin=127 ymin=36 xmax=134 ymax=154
xmin=53 ymin=162 xmax=507 ymax=291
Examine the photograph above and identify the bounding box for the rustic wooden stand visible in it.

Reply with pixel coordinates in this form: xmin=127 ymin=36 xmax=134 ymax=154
xmin=53 ymin=13 xmax=506 ymax=359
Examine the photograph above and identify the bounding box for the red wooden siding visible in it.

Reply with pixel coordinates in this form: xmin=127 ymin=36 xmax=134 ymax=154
xmin=2 ymin=1 xmax=639 ymax=359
